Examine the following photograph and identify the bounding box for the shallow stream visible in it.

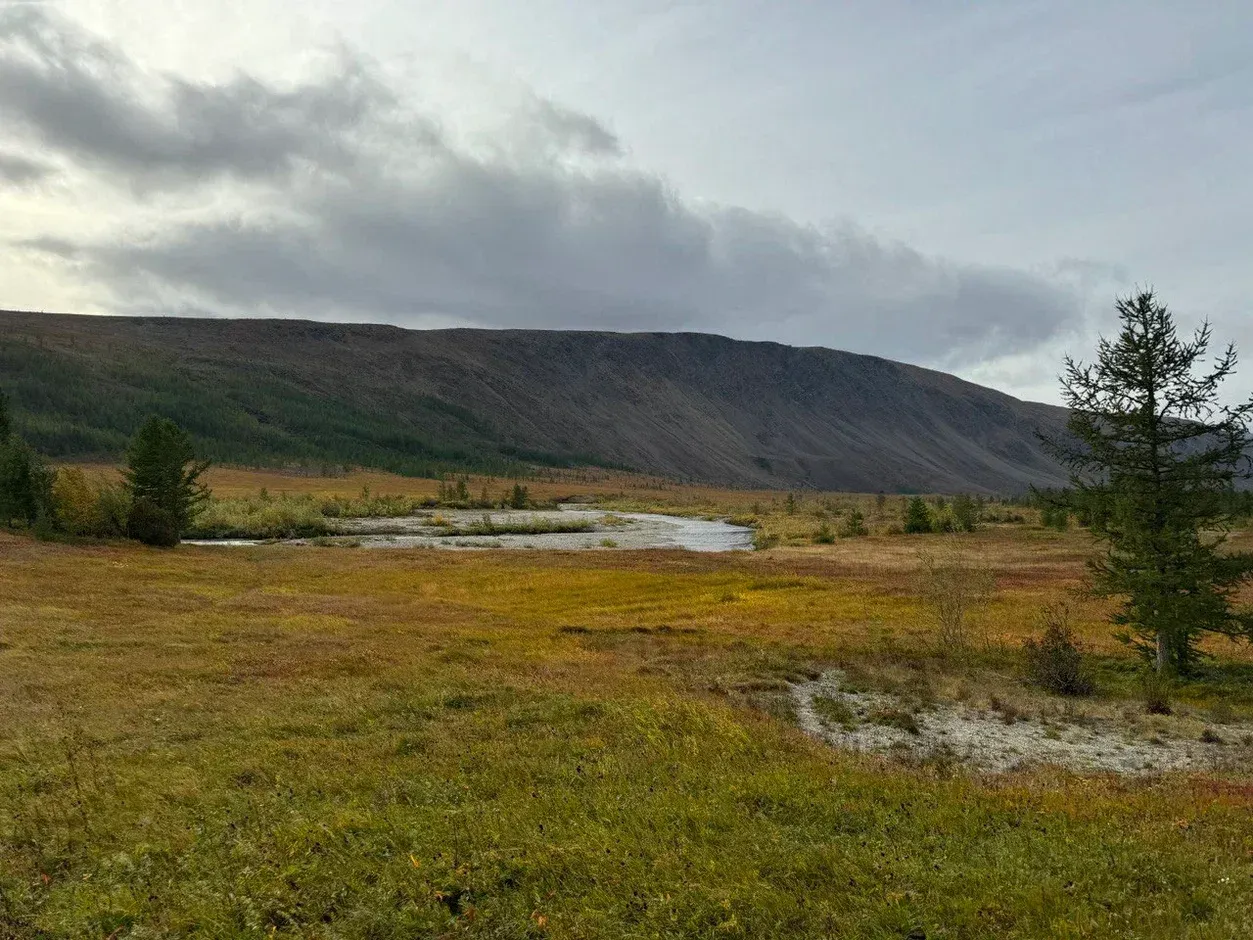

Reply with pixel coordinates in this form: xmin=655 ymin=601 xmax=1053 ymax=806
xmin=185 ymin=508 xmax=755 ymax=552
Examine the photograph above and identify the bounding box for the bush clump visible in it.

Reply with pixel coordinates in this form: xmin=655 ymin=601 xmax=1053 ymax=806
xmin=127 ymin=497 xmax=180 ymax=547
xmin=1022 ymin=604 xmax=1094 ymax=696
xmin=188 ymin=494 xmax=333 ymax=539
xmin=51 ymin=467 xmax=129 ymax=537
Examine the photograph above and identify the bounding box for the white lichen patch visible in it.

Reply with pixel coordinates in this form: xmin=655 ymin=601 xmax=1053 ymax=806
xmin=793 ymin=670 xmax=1253 ymax=775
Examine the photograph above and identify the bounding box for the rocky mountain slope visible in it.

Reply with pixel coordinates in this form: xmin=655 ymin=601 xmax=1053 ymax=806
xmin=0 ymin=311 xmax=1069 ymax=492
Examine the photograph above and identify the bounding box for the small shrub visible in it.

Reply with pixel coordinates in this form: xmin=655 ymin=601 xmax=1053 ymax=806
xmin=1140 ymin=670 xmax=1174 ymax=715
xmin=127 ymin=498 xmax=180 ymax=547
xmin=753 ymin=530 xmax=780 ymax=551
xmin=916 ymin=540 xmax=994 ymax=656
xmin=1200 ymin=727 xmax=1224 ymax=745
xmin=1207 ymin=700 xmax=1235 ymax=725
xmin=988 ymin=695 xmax=1026 ymax=724
xmin=868 ymin=706 xmax=921 ymax=735
xmin=1023 ymin=603 xmax=1094 ymax=696
xmin=599 ymin=538 xmax=618 ymax=548
xmin=839 ymin=509 xmax=868 ymax=538
xmin=813 ymin=522 xmax=835 ymax=544
xmin=812 ymin=695 xmax=858 ymax=729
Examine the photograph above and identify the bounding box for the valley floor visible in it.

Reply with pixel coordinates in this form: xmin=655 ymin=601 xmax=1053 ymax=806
xmin=3 ymin=468 xmax=1253 ymax=937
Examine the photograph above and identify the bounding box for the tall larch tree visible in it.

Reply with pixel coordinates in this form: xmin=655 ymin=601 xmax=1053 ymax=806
xmin=1046 ymin=290 xmax=1253 ymax=673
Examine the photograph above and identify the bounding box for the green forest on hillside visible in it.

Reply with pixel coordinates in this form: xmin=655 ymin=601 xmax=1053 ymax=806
xmin=0 ymin=334 xmax=621 ymax=478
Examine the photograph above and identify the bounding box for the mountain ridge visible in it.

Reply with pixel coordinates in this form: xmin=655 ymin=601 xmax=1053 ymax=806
xmin=0 ymin=310 xmax=1069 ymax=492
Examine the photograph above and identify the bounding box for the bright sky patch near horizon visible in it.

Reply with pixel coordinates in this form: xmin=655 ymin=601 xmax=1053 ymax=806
xmin=0 ymin=1 xmax=1250 ymax=404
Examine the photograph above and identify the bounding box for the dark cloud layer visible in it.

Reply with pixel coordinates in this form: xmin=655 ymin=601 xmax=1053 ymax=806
xmin=0 ymin=8 xmax=390 ymax=187
xmin=0 ymin=150 xmax=51 ymax=185
xmin=1 ymin=8 xmax=1083 ymax=365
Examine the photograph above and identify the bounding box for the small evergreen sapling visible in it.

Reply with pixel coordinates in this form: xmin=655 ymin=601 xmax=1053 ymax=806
xmin=903 ymin=496 xmax=932 ymax=534
xmin=839 ymin=509 xmax=868 ymax=537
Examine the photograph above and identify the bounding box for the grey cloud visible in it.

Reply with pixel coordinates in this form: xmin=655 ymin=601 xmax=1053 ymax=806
xmin=527 ymin=97 xmax=623 ymax=157
xmin=0 ymin=150 xmax=51 ymax=185
xmin=7 ymin=9 xmax=1084 ymax=367
xmin=0 ymin=8 xmax=392 ymax=187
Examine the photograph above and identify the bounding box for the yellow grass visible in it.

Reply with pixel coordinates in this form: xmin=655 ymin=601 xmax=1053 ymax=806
xmin=7 ymin=467 xmax=1253 ymax=936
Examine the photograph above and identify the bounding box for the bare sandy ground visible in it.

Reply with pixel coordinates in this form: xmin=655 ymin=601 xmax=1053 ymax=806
xmin=793 ymin=670 xmax=1253 ymax=775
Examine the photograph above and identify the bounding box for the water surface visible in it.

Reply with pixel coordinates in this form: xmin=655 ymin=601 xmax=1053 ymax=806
xmin=185 ymin=508 xmax=755 ymax=552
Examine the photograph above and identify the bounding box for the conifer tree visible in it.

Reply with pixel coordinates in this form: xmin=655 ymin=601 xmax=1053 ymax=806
xmin=951 ymin=493 xmax=980 ymax=532
xmin=0 ymin=438 xmax=54 ymax=526
xmin=0 ymin=392 xmax=54 ymax=527
xmin=1045 ymin=290 xmax=1253 ymax=673
xmin=124 ymin=417 xmax=210 ymax=542
xmin=903 ymin=496 xmax=932 ymax=534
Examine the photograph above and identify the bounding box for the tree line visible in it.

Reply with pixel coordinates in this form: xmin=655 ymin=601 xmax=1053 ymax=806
xmin=0 ymin=393 xmax=208 ymax=547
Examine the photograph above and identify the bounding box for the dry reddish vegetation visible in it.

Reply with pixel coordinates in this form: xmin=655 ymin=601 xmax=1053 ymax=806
xmin=4 ymin=468 xmax=1253 ymax=936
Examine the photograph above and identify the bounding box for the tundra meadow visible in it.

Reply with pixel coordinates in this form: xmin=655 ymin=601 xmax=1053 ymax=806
xmin=2 ymin=466 xmax=1252 ymax=938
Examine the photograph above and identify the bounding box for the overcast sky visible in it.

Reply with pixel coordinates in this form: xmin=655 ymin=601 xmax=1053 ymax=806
xmin=1 ymin=1 xmax=1250 ymax=403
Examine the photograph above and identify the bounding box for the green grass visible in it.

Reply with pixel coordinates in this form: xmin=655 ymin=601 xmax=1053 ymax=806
xmin=433 ymin=515 xmax=596 ymax=537
xmin=5 ymin=677 xmax=1252 ymax=937
xmin=811 ymin=694 xmax=858 ymax=729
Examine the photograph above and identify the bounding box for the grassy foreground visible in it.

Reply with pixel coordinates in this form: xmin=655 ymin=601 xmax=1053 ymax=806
xmin=3 ymin=471 xmax=1253 ymax=937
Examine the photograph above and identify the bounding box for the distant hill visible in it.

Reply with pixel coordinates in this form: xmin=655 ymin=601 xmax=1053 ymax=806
xmin=0 ymin=311 xmax=1069 ymax=493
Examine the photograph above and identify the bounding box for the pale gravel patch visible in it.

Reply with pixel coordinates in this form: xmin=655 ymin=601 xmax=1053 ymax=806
xmin=793 ymin=670 xmax=1253 ymax=775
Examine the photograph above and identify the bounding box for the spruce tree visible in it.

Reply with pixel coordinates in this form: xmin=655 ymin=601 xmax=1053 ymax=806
xmin=124 ymin=417 xmax=210 ymax=540
xmin=903 ymin=496 xmax=932 ymax=534
xmin=1045 ymin=290 xmax=1253 ymax=673
xmin=0 ymin=392 xmax=54 ymax=527
xmin=0 ymin=437 xmax=54 ymax=527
